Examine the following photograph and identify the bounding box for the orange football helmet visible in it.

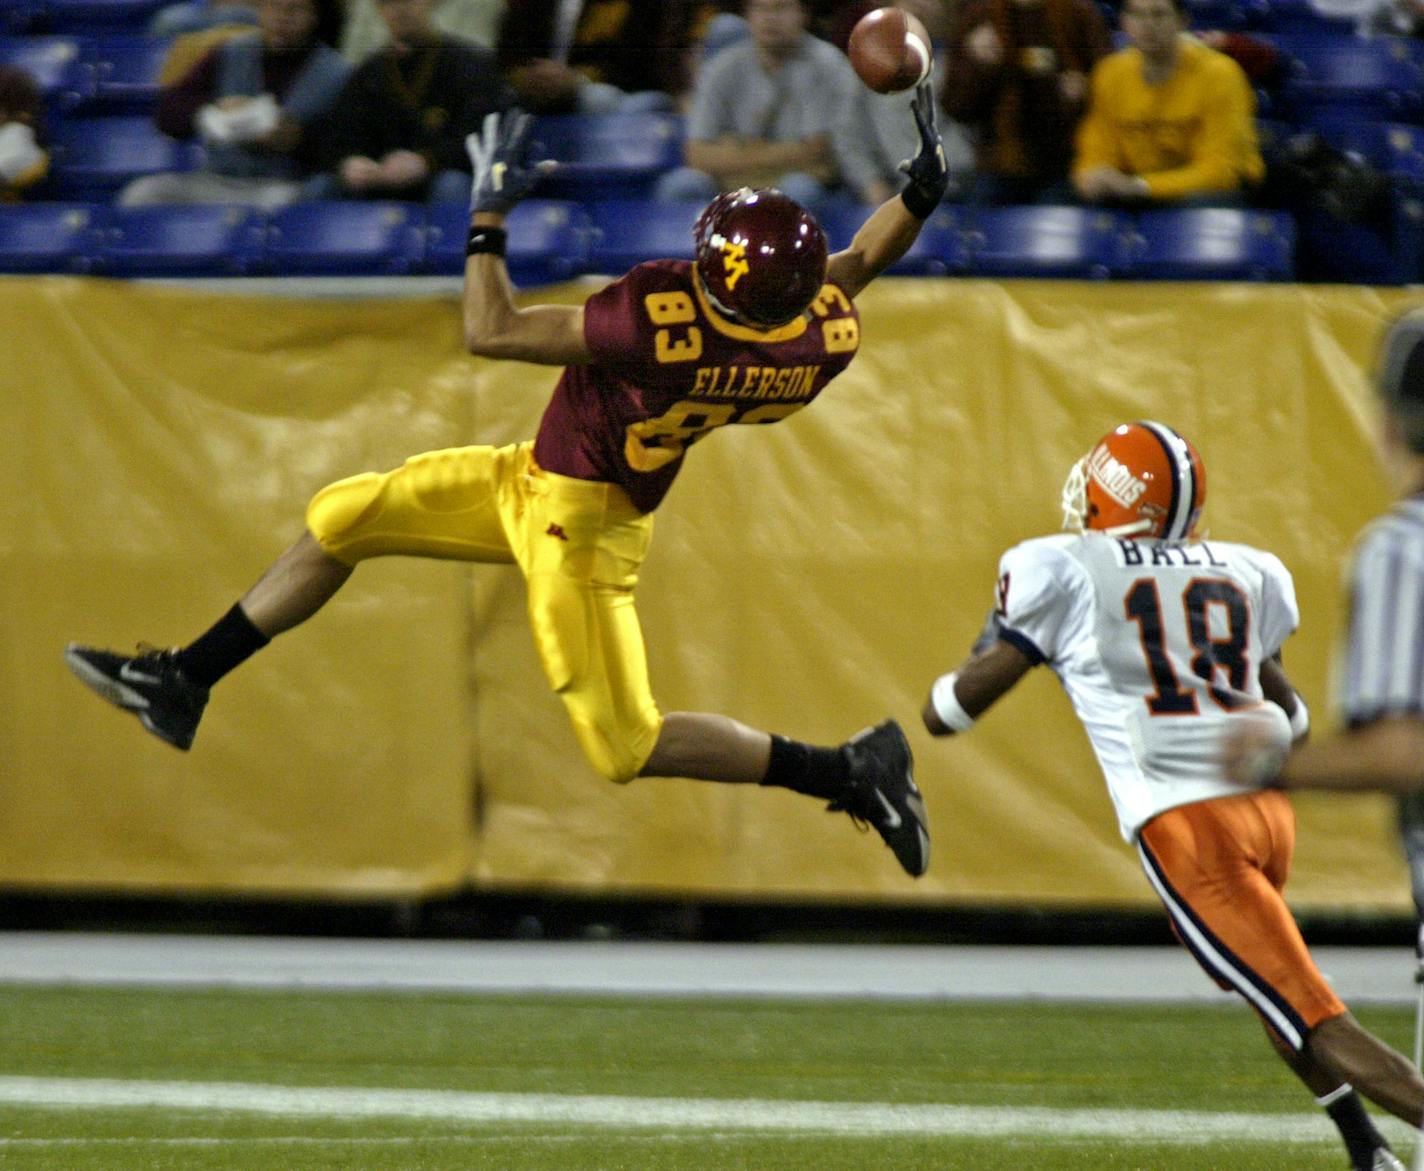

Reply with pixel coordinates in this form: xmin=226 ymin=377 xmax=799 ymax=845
xmin=1061 ymin=421 xmax=1206 ymax=541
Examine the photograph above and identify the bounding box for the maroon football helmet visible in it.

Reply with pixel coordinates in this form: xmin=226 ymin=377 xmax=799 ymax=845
xmin=693 ymin=188 xmax=828 ymax=327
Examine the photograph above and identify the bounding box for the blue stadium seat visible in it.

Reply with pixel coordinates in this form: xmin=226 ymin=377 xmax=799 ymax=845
xmin=423 ymin=199 xmax=589 ymax=283
xmin=1292 ymin=206 xmax=1420 ymax=283
xmin=589 ymin=197 xmax=970 ymax=279
xmin=1274 ymin=34 xmax=1424 ymax=121
xmin=818 ymin=203 xmax=969 ymax=275
xmin=49 ymin=114 xmax=201 ymax=199
xmin=90 ymin=33 xmax=171 ymax=111
xmin=532 ymin=113 xmax=684 ymax=201
xmin=0 ymin=36 xmax=95 ymax=110
xmin=96 ymin=203 xmax=262 ymax=275
xmin=0 ymin=3 xmax=47 ymax=34
xmin=44 ymin=0 xmax=169 ymax=34
xmin=1257 ymin=0 xmax=1358 ymax=35
xmin=1271 ymin=112 xmax=1424 ymax=282
xmin=0 ymin=202 xmax=106 ymax=273
xmin=588 ymin=198 xmax=699 ymax=272
xmin=1184 ymin=0 xmax=1270 ymax=30
xmin=1289 ymin=111 xmax=1424 ymax=172
xmin=1124 ymin=208 xmax=1296 ymax=280
xmin=1383 ymin=123 xmax=1424 ymax=185
xmin=258 ymin=200 xmax=425 ymax=275
xmin=961 ymin=205 xmax=1127 ymax=278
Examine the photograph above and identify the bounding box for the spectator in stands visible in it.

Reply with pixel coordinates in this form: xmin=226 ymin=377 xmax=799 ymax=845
xmin=840 ymin=0 xmax=974 ymax=205
xmin=340 ymin=0 xmax=503 ymax=63
xmin=942 ymin=0 xmax=1112 ymax=205
xmin=494 ymin=0 xmax=703 ymax=114
xmin=306 ymin=0 xmax=512 ymax=203
xmin=118 ymin=0 xmax=347 ymax=210
xmin=0 ymin=64 xmax=49 ymax=203
xmin=1072 ymin=0 xmax=1263 ymax=206
xmin=655 ymin=0 xmax=861 ymax=208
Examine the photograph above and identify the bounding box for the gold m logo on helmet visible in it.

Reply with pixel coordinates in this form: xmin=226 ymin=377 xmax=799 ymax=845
xmin=718 ymin=237 xmax=749 ymax=289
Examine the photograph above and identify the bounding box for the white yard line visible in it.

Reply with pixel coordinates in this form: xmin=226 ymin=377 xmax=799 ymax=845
xmin=0 ymin=1075 xmax=1406 ymax=1147
xmin=0 ymin=934 xmax=1414 ymax=1004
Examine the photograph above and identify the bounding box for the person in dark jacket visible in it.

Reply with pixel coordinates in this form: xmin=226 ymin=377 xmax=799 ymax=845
xmin=120 ymin=0 xmax=348 ymax=209
xmin=495 ymin=0 xmax=704 ymax=113
xmin=943 ymin=0 xmax=1111 ymax=204
xmin=307 ymin=0 xmax=511 ymax=202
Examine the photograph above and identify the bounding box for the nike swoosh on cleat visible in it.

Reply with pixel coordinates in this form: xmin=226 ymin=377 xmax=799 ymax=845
xmin=873 ymin=790 xmax=903 ymax=829
xmin=119 ymin=663 xmax=162 ymax=686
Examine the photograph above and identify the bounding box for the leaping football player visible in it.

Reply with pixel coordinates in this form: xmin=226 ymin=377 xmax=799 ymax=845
xmin=64 ymin=82 xmax=951 ymax=878
xmin=921 ymin=422 xmax=1423 ymax=1170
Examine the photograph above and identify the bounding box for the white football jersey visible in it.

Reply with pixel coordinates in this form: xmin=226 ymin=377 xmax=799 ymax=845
xmin=995 ymin=531 xmax=1297 ymax=841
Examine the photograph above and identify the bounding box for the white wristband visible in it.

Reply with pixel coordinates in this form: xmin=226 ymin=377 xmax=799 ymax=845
xmin=931 ymin=671 xmax=975 ymax=733
xmin=1288 ymin=696 xmax=1310 ymax=742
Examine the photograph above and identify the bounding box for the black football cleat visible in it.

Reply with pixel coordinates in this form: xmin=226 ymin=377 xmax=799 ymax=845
xmin=829 ymin=719 xmax=930 ymax=877
xmin=64 ymin=643 xmax=209 ymax=751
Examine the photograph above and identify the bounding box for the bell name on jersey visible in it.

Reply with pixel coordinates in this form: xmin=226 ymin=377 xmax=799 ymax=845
xmin=1111 ymin=538 xmax=1231 ymax=569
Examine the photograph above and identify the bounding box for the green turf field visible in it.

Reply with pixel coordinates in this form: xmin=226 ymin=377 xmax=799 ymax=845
xmin=0 ymin=983 xmax=1415 ymax=1169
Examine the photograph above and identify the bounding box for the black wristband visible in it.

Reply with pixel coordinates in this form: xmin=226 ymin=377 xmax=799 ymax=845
xmin=900 ymin=183 xmax=942 ymax=221
xmin=466 ymin=226 xmax=508 ymax=257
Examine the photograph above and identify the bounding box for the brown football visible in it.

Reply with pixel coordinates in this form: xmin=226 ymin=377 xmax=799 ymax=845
xmin=848 ymin=7 xmax=933 ymax=95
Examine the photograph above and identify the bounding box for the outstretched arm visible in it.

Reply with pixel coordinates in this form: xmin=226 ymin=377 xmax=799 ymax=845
xmin=1223 ymin=652 xmax=1424 ymax=793
xmin=1225 ymin=713 xmax=1424 ymax=794
xmin=462 ymin=111 xmax=590 ymax=366
xmin=922 ymin=635 xmax=1035 ymax=737
xmin=827 ymin=78 xmax=948 ymax=300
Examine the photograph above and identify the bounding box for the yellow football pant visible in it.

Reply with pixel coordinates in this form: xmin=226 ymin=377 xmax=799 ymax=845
xmin=305 ymin=440 xmax=662 ymax=782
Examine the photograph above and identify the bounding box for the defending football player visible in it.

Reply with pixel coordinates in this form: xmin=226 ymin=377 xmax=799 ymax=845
xmin=921 ymin=422 xmax=1422 ymax=1171
xmin=63 ymin=83 xmax=950 ymax=879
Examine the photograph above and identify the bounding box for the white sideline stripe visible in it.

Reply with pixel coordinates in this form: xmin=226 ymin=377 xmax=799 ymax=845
xmin=0 ymin=1136 xmax=689 ymax=1149
xmin=1 ymin=935 xmax=1416 ymax=1004
xmin=0 ymin=1076 xmax=1368 ymax=1145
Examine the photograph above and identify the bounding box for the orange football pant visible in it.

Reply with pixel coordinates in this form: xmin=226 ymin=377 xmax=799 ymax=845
xmin=305 ymin=440 xmax=662 ymax=783
xmin=1137 ymin=790 xmax=1346 ymax=1051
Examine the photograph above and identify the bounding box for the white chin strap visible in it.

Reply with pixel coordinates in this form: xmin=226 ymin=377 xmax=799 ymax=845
xmin=1100 ymin=518 xmax=1155 ymax=538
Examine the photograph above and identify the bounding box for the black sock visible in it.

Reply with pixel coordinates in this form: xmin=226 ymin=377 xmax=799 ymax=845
xmin=173 ymin=603 xmax=269 ymax=689
xmin=759 ymin=735 xmax=849 ymax=801
xmin=1317 ymin=1085 xmax=1388 ymax=1169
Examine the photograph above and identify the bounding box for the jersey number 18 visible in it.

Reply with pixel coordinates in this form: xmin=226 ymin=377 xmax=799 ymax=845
xmin=1124 ymin=577 xmax=1253 ymax=715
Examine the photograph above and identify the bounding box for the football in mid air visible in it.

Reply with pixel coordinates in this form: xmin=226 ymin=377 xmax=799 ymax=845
xmin=847 ymin=7 xmax=933 ymax=94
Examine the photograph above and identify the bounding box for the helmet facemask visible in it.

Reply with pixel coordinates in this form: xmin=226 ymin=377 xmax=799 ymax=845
xmin=1060 ymin=454 xmax=1089 ymax=533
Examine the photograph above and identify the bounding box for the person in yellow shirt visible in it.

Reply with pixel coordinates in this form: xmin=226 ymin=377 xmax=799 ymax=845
xmin=1072 ymin=0 xmax=1263 ymax=204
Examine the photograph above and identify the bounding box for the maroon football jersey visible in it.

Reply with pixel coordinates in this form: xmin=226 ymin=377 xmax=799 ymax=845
xmin=532 ymin=259 xmax=861 ymax=514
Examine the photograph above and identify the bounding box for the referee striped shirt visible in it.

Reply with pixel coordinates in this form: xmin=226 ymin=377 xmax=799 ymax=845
xmin=1343 ymin=494 xmax=1424 ymax=726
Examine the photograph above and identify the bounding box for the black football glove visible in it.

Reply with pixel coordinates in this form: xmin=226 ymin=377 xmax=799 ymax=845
xmin=898 ymin=77 xmax=948 ymax=219
xmin=465 ymin=110 xmax=554 ymax=215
